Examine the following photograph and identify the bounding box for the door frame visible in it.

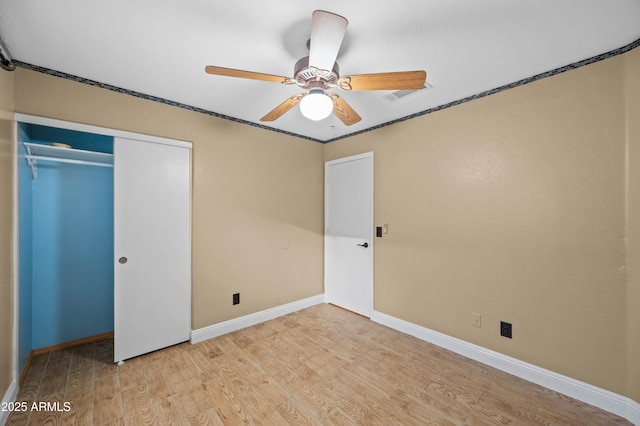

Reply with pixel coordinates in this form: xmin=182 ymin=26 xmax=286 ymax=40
xmin=11 ymin=113 xmax=192 ymax=384
xmin=324 ymin=151 xmax=374 ymax=316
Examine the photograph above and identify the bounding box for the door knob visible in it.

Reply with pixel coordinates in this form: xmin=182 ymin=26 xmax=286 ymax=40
xmin=118 ymin=257 xmax=128 ymax=264
xmin=357 ymin=242 xmax=369 ymax=248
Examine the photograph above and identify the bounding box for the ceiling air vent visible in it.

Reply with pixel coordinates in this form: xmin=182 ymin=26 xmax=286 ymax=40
xmin=383 ymin=82 xmax=433 ymax=102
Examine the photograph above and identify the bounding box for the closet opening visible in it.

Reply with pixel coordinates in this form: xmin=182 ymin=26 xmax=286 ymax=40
xmin=18 ymin=122 xmax=114 ymax=374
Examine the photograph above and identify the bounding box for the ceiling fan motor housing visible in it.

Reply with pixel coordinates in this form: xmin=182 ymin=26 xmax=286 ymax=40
xmin=293 ymin=56 xmax=340 ymax=89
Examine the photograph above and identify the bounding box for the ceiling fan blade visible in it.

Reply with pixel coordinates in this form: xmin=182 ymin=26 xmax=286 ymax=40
xmin=308 ymin=10 xmax=348 ymax=72
xmin=205 ymin=66 xmax=290 ymax=84
xmin=339 ymin=70 xmax=427 ymax=91
xmin=260 ymin=95 xmax=303 ymax=122
xmin=331 ymin=94 xmax=361 ymax=126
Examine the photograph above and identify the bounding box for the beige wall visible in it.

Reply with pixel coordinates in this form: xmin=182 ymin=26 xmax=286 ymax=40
xmin=4 ymin=46 xmax=639 ymax=405
xmin=12 ymin=69 xmax=325 ymax=330
xmin=0 ymin=69 xmax=15 ymax=401
xmin=325 ymin=51 xmax=634 ymax=397
xmin=625 ymin=47 xmax=640 ymax=403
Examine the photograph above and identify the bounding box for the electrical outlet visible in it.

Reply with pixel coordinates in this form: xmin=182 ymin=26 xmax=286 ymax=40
xmin=472 ymin=313 xmax=481 ymax=328
xmin=500 ymin=321 xmax=512 ymax=338
xmin=233 ymin=293 xmax=240 ymax=305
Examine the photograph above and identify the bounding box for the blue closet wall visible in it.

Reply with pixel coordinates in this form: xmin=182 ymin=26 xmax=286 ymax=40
xmin=19 ymin=123 xmax=114 ymax=355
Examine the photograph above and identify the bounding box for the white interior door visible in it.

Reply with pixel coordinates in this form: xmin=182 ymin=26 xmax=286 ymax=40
xmin=325 ymin=152 xmax=373 ymax=317
xmin=114 ymin=137 xmax=191 ymax=363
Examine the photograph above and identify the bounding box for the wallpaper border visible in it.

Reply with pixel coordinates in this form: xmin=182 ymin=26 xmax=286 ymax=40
xmin=14 ymin=37 xmax=640 ymax=144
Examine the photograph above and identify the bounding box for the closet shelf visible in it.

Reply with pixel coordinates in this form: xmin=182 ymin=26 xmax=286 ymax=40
xmin=23 ymin=142 xmax=113 ymax=179
xmin=24 ymin=142 xmax=113 ymax=166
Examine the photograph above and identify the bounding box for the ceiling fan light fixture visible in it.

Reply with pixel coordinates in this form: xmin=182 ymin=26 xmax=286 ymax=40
xmin=300 ymin=89 xmax=333 ymax=121
xmin=205 ymin=10 xmax=424 ymax=127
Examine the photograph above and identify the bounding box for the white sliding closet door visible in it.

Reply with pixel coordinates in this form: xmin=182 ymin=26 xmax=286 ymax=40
xmin=114 ymin=137 xmax=191 ymax=363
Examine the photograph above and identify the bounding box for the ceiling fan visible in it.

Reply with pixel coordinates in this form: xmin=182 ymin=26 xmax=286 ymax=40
xmin=205 ymin=10 xmax=427 ymax=126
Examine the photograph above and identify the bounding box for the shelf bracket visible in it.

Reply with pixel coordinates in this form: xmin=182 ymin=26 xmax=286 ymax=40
xmin=23 ymin=143 xmax=38 ymax=180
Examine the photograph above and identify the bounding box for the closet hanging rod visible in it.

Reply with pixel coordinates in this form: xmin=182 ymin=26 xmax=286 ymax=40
xmin=24 ymin=154 xmax=114 ymax=168
xmin=23 ymin=141 xmax=114 ymax=180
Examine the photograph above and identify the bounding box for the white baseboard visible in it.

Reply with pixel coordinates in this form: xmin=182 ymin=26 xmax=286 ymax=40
xmin=190 ymin=294 xmax=325 ymax=344
xmin=1 ymin=380 xmax=18 ymax=425
xmin=371 ymin=310 xmax=640 ymax=425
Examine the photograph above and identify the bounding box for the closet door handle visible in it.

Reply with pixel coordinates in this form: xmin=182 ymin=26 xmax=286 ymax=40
xmin=118 ymin=257 xmax=128 ymax=264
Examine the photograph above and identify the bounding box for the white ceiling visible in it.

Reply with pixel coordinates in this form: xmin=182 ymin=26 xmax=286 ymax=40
xmin=1 ymin=1 xmax=639 ymax=142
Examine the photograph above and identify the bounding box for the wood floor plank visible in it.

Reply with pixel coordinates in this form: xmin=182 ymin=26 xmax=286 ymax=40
xmin=235 ymin=387 xmax=291 ymax=426
xmin=253 ymin=375 xmax=292 ymax=407
xmin=188 ymin=407 xmax=225 ymax=426
xmin=275 ymin=369 xmax=336 ymax=421
xmin=69 ymin=342 xmax=96 ymax=372
xmin=281 ymin=357 xmax=322 ymax=383
xmin=535 ymin=394 xmax=625 ymax=426
xmin=93 ymin=375 xmax=123 ymax=424
xmin=174 ymin=377 xmax=213 ymax=418
xmin=322 ymin=409 xmax=358 ymax=426
xmin=61 ymin=400 xmax=93 ymax=426
xmin=142 ymin=357 xmax=174 ymax=398
xmin=478 ymin=387 xmax=539 ymax=420
xmin=122 ymin=384 xmax=157 ymax=426
xmin=165 ymin=344 xmax=197 ymax=387
xmin=94 ymin=340 xmax=117 ymax=380
xmin=405 ymin=400 xmax=461 ymax=426
xmin=426 ymin=380 xmax=484 ymax=407
xmin=7 ymin=304 xmax=633 ymax=426
xmin=99 ymin=418 xmax=125 ymax=426
xmin=346 ymin=375 xmax=424 ymax=425
xmin=65 ymin=367 xmax=95 ymax=412
xmin=242 ymin=343 xmax=288 ymax=377
xmin=37 ymin=357 xmax=71 ymax=397
xmin=198 ymin=339 xmax=224 ymax=359
xmin=412 ymin=386 xmax=472 ymax=424
xmin=117 ymin=356 xmax=146 ymax=393
xmin=313 ymin=377 xmax=385 ymax=426
xmin=27 ymin=406 xmax=61 ymax=426
xmin=275 ymin=397 xmax=323 ymax=426
xmin=201 ymin=376 xmax=253 ymax=424
xmin=211 ymin=354 xmax=252 ymax=394
xmin=15 ymin=372 xmax=43 ymax=404
xmin=266 ymin=334 xmax=309 ymax=366
xmin=153 ymin=394 xmax=191 ymax=426
xmin=5 ymin=409 xmax=31 ymax=425
xmin=182 ymin=344 xmax=219 ymax=382
xmin=382 ymin=367 xmax=437 ymax=406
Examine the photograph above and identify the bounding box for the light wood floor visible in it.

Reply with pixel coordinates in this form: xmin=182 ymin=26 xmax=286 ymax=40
xmin=8 ymin=304 xmax=631 ymax=425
